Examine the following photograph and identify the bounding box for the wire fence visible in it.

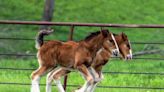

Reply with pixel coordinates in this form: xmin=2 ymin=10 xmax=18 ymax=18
xmin=0 ymin=53 xmax=164 ymax=60
xmin=1 ymin=20 xmax=164 ymax=28
xmin=0 ymin=67 xmax=164 ymax=75
xmin=0 ymin=82 xmax=163 ymax=90
xmin=0 ymin=20 xmax=163 ymax=90
xmin=1 ymin=37 xmax=164 ymax=45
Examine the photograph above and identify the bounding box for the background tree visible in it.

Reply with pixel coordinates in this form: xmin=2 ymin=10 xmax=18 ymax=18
xmin=40 ymin=0 xmax=55 ymax=29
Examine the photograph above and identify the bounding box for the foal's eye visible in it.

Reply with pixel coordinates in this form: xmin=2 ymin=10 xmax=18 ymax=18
xmin=109 ymin=40 xmax=113 ymax=42
xmin=127 ymin=44 xmax=130 ymax=48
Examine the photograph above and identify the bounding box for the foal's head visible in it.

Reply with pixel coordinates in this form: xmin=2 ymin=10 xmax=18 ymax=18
xmin=115 ymin=32 xmax=132 ymax=60
xmin=103 ymin=31 xmax=119 ymax=56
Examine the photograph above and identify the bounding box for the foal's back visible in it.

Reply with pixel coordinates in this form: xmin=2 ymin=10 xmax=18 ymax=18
xmin=38 ymin=40 xmax=78 ymax=68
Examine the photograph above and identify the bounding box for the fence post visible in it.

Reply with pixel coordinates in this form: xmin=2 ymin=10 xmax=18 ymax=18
xmin=68 ymin=26 xmax=75 ymax=40
xmin=63 ymin=26 xmax=75 ymax=91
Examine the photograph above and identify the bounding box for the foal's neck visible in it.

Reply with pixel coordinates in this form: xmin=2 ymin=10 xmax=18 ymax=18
xmin=102 ymin=41 xmax=112 ymax=53
xmin=84 ymin=35 xmax=105 ymax=54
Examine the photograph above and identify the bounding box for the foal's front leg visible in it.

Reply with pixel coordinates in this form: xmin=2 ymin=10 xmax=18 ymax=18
xmin=75 ymin=65 xmax=94 ymax=92
xmin=87 ymin=65 xmax=104 ymax=92
xmin=87 ymin=72 xmax=104 ymax=92
xmin=87 ymin=67 xmax=102 ymax=92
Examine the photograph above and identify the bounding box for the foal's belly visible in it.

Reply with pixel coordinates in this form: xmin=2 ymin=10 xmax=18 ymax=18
xmin=55 ymin=47 xmax=76 ymax=68
xmin=57 ymin=54 xmax=75 ymax=68
xmin=58 ymin=59 xmax=74 ymax=68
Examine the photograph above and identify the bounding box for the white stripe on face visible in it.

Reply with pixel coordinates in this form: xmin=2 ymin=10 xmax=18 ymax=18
xmin=111 ymin=33 xmax=119 ymax=53
xmin=128 ymin=40 xmax=132 ymax=49
xmin=129 ymin=49 xmax=132 ymax=58
xmin=128 ymin=40 xmax=132 ymax=58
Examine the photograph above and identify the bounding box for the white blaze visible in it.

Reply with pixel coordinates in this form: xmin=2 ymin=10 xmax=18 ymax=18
xmin=111 ymin=33 xmax=119 ymax=54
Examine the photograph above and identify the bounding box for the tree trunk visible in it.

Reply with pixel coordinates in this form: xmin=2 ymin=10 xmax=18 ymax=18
xmin=40 ymin=0 xmax=55 ymax=29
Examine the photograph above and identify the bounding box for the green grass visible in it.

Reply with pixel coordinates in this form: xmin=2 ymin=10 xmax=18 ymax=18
xmin=0 ymin=59 xmax=163 ymax=92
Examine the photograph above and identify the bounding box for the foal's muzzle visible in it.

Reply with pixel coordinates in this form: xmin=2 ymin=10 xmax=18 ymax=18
xmin=112 ymin=49 xmax=119 ymax=56
xmin=125 ymin=54 xmax=133 ymax=60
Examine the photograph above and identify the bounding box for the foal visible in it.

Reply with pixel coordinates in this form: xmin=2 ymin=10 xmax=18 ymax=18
xmin=86 ymin=32 xmax=132 ymax=92
xmin=45 ymin=32 xmax=119 ymax=92
xmin=48 ymin=32 xmax=132 ymax=92
xmin=31 ymin=29 xmax=116 ymax=92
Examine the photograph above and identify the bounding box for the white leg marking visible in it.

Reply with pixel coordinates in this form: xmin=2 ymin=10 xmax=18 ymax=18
xmin=75 ymin=81 xmax=89 ymax=92
xmin=46 ymin=72 xmax=54 ymax=92
xmin=54 ymin=79 xmax=65 ymax=92
xmin=76 ymin=70 xmax=94 ymax=92
xmin=87 ymin=72 xmax=103 ymax=92
xmin=31 ymin=75 xmax=40 ymax=92
xmin=89 ymin=67 xmax=99 ymax=80
xmin=52 ymin=68 xmax=66 ymax=92
xmin=86 ymin=83 xmax=94 ymax=92
xmin=89 ymin=73 xmax=104 ymax=92
xmin=100 ymin=72 xmax=104 ymax=80
xmin=90 ymin=83 xmax=98 ymax=92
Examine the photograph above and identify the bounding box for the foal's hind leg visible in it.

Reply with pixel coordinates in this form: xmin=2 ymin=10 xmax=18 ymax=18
xmin=31 ymin=66 xmax=51 ymax=92
xmin=46 ymin=69 xmax=56 ymax=92
xmin=46 ymin=67 xmax=59 ymax=92
xmin=47 ymin=67 xmax=70 ymax=92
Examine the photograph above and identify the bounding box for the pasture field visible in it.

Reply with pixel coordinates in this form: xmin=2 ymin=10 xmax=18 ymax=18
xmin=0 ymin=59 xmax=163 ymax=92
xmin=0 ymin=0 xmax=164 ymax=92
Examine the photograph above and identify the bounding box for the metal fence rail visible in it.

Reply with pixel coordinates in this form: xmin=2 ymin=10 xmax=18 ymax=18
xmin=1 ymin=20 xmax=164 ymax=28
xmin=0 ymin=67 xmax=164 ymax=75
xmin=1 ymin=37 xmax=164 ymax=45
xmin=0 ymin=53 xmax=164 ymax=60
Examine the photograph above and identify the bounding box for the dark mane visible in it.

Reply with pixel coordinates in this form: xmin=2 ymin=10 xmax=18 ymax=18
xmin=84 ymin=31 xmax=101 ymax=41
xmin=113 ymin=33 xmax=118 ymax=36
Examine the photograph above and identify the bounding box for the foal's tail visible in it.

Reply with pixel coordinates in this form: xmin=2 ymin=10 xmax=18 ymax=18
xmin=35 ymin=29 xmax=54 ymax=49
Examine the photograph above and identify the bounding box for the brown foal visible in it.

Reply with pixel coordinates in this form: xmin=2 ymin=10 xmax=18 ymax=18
xmin=47 ymin=32 xmax=132 ymax=92
xmin=86 ymin=32 xmax=132 ymax=92
xmin=30 ymin=29 xmax=118 ymax=92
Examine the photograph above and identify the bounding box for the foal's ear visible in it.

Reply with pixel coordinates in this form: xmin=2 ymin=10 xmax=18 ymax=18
xmin=121 ymin=32 xmax=127 ymax=40
xmin=101 ymin=29 xmax=109 ymax=37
